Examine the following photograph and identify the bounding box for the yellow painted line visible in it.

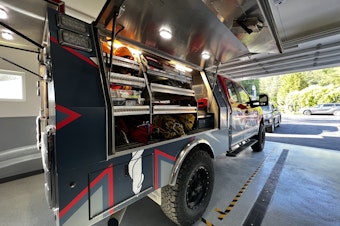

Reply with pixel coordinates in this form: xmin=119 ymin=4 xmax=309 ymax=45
xmin=201 ymin=217 xmax=214 ymax=226
xmin=216 ymin=151 xmax=273 ymax=221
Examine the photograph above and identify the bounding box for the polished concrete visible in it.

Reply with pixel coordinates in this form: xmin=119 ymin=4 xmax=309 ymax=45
xmin=1 ymin=141 xmax=339 ymax=226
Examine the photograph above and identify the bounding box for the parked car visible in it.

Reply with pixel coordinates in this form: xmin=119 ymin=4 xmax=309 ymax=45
xmin=301 ymin=103 xmax=340 ymax=115
xmin=261 ymin=103 xmax=281 ymax=133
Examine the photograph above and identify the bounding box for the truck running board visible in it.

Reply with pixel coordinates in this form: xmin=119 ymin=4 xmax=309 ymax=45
xmin=226 ymin=139 xmax=258 ymax=157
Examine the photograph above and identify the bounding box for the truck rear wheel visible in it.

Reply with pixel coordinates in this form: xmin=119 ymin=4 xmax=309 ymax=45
xmin=252 ymin=123 xmax=265 ymax=152
xmin=161 ymin=149 xmax=214 ymax=225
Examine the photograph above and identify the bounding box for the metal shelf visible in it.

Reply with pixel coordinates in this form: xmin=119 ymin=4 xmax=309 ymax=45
xmin=113 ymin=106 xmax=150 ymax=116
xmin=153 ymin=105 xmax=197 ymax=114
xmin=106 ymin=55 xmax=140 ymax=70
xmin=148 ymin=68 xmax=192 ymax=83
xmin=150 ymin=83 xmax=195 ymax=96
xmin=110 ymin=72 xmax=146 ymax=88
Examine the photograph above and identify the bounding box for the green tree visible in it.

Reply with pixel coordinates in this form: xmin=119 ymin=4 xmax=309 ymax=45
xmin=259 ymin=76 xmax=280 ymax=105
xmin=277 ymin=73 xmax=308 ymax=106
xmin=285 ymin=90 xmax=300 ymax=112
xmin=240 ymin=79 xmax=259 ymax=97
xmin=244 ymin=66 xmax=340 ymax=113
xmin=304 ymin=67 xmax=340 ymax=86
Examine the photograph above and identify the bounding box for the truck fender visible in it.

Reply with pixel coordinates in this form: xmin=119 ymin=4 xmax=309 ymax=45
xmin=168 ymin=139 xmax=214 ymax=187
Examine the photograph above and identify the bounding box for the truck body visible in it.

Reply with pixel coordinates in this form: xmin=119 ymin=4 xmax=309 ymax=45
xmin=36 ymin=1 xmax=268 ymax=225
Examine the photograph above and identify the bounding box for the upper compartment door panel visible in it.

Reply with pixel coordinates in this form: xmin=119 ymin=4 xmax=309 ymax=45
xmin=95 ymin=0 xmax=249 ymax=69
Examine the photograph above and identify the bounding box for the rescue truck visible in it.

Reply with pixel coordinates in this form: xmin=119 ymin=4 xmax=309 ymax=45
xmin=36 ymin=1 xmax=268 ymax=225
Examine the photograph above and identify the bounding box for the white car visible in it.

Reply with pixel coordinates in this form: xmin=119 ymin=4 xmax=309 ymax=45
xmin=301 ymin=103 xmax=340 ymax=115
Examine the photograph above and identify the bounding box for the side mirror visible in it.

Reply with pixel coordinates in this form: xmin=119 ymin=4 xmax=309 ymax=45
xmin=259 ymin=94 xmax=269 ymax=106
xmin=248 ymin=94 xmax=269 ymax=107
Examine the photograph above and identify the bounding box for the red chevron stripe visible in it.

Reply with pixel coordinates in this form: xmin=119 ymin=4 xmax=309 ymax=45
xmin=154 ymin=149 xmax=176 ymax=190
xmin=56 ymin=105 xmax=81 ymax=130
xmin=50 ymin=36 xmax=98 ymax=68
xmin=59 ymin=164 xmax=114 ymax=219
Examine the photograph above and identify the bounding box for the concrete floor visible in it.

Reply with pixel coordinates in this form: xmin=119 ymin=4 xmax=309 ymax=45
xmin=1 ymin=141 xmax=339 ymax=226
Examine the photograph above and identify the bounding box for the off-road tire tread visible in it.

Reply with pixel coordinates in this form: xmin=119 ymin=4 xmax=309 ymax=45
xmin=161 ymin=149 xmax=214 ymax=226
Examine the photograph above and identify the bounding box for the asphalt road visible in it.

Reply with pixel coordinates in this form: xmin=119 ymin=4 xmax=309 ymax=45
xmin=266 ymin=114 xmax=340 ymax=151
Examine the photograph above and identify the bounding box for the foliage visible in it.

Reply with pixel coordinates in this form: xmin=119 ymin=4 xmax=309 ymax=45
xmin=304 ymin=67 xmax=340 ymax=86
xmin=240 ymin=79 xmax=259 ymax=97
xmin=285 ymin=90 xmax=300 ymax=112
xmin=259 ymin=76 xmax=280 ymax=105
xmin=243 ymin=66 xmax=340 ymax=113
xmin=276 ymin=73 xmax=308 ymax=106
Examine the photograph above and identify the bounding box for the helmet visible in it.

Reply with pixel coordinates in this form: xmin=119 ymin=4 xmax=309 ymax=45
xmin=114 ymin=46 xmax=134 ymax=60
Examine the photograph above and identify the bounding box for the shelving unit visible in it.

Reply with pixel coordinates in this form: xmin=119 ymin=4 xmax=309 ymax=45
xmin=107 ymin=55 xmax=140 ymax=70
xmin=113 ymin=105 xmax=150 ymax=116
xmin=105 ymin=51 xmax=198 ymax=151
xmin=110 ymin=72 xmax=145 ymax=88
xmin=153 ymin=105 xmax=197 ymax=114
xmin=148 ymin=67 xmax=192 ymax=84
xmin=150 ymin=83 xmax=195 ymax=96
xmin=107 ymin=55 xmax=150 ymax=117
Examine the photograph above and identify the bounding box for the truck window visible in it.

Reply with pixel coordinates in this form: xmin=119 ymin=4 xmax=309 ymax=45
xmin=237 ymin=85 xmax=250 ymax=104
xmin=323 ymin=104 xmax=333 ymax=107
xmin=227 ymin=82 xmax=238 ymax=102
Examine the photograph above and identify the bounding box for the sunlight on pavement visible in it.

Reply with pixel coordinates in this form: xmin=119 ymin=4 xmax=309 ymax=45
xmin=266 ymin=133 xmax=323 ymax=138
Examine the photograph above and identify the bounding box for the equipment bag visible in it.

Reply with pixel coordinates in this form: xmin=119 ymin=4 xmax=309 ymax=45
xmin=177 ymin=114 xmax=196 ymax=132
xmin=153 ymin=115 xmax=185 ymax=139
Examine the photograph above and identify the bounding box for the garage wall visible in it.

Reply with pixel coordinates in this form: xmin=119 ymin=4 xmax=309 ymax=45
xmin=0 ymin=46 xmax=42 ymax=180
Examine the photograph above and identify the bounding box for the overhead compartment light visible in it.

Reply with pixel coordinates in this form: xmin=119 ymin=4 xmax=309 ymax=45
xmin=0 ymin=8 xmax=7 ymax=19
xmin=2 ymin=30 xmax=13 ymax=40
xmin=201 ymin=51 xmax=210 ymax=60
xmin=159 ymin=27 xmax=172 ymax=40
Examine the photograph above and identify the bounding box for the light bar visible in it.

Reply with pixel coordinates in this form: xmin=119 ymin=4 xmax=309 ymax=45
xmin=57 ymin=14 xmax=89 ymax=36
xmin=58 ymin=29 xmax=92 ymax=52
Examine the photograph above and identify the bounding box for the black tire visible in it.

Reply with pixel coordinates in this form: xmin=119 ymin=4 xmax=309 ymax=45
xmin=161 ymin=149 xmax=214 ymax=226
xmin=267 ymin=122 xmax=274 ymax=133
xmin=252 ymin=123 xmax=265 ymax=152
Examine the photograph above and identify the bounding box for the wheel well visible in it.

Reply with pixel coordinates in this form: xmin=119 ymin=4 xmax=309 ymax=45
xmin=195 ymin=143 xmax=214 ymax=159
xmin=168 ymin=140 xmax=214 ymax=186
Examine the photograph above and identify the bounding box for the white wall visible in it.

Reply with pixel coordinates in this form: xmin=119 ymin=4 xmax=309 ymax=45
xmin=0 ymin=46 xmax=40 ymax=117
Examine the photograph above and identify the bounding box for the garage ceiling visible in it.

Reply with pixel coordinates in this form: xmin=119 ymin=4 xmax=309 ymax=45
xmin=1 ymin=0 xmax=340 ymax=80
xmin=213 ymin=0 xmax=340 ymax=80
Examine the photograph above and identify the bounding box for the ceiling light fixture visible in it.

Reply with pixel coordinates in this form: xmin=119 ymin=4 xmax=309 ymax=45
xmin=0 ymin=8 xmax=7 ymax=19
xmin=201 ymin=51 xmax=210 ymax=60
xmin=2 ymin=30 xmax=13 ymax=40
xmin=159 ymin=27 xmax=172 ymax=40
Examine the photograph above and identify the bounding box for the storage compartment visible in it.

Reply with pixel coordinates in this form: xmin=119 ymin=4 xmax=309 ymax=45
xmin=100 ymin=41 xmax=216 ymax=153
xmin=197 ymin=114 xmax=214 ymax=129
